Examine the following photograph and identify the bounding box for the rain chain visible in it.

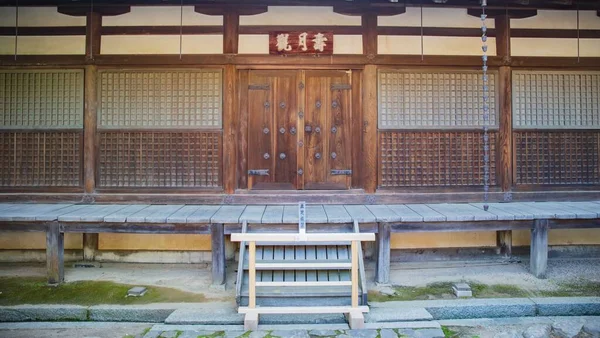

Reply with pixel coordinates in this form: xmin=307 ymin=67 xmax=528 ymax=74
xmin=481 ymin=0 xmax=490 ymax=211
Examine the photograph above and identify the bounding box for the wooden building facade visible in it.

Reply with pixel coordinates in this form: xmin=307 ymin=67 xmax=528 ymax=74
xmin=1 ymin=0 xmax=600 ymax=258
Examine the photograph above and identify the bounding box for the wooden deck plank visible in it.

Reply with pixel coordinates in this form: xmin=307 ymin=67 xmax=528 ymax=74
xmin=58 ymin=205 xmax=129 ymax=222
xmin=262 ymin=205 xmax=284 ymax=224
xmin=166 ymin=205 xmax=202 ymax=223
xmin=504 ymin=202 xmax=555 ymax=219
xmin=560 ymin=202 xmax=600 ymax=217
xmin=0 ymin=204 xmax=24 ymax=212
xmin=306 ymin=205 xmax=328 ymax=223
xmin=283 ymin=205 xmax=299 ymax=223
xmin=186 ymin=205 xmax=221 ymax=223
xmin=323 ymin=205 xmax=352 ymax=223
xmin=36 ymin=205 xmax=89 ymax=221
xmin=521 ymin=202 xmax=573 ymax=219
xmin=127 ymin=205 xmax=185 ymax=223
xmin=0 ymin=204 xmax=73 ymax=221
xmin=343 ymin=205 xmax=376 ymax=223
xmin=405 ymin=204 xmax=446 ymax=222
xmin=365 ymin=205 xmax=402 ymax=222
xmin=532 ymin=202 xmax=596 ymax=219
xmin=384 ymin=204 xmax=424 ymax=222
xmin=477 ymin=203 xmax=534 ymax=220
xmin=426 ymin=204 xmax=497 ymax=221
xmin=211 ymin=205 xmax=247 ymax=224
xmin=240 ymin=205 xmax=266 ymax=223
xmin=469 ymin=203 xmax=517 ymax=221
xmin=104 ymin=205 xmax=150 ymax=222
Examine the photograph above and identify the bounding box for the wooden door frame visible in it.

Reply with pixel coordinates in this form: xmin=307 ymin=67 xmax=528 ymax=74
xmin=237 ymin=67 xmax=363 ymax=191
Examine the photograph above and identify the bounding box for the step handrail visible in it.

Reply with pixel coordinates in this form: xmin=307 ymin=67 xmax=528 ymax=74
xmin=231 ymin=231 xmax=375 ymax=327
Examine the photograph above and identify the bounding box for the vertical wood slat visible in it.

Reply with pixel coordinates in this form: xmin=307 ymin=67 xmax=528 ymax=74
xmin=363 ymin=65 xmax=378 ymax=193
xmin=496 ymin=15 xmax=513 ymax=194
xmin=249 ymin=241 xmax=256 ymax=308
xmin=351 ymin=240 xmax=359 ymax=308
xmin=223 ymin=65 xmax=237 ymax=193
xmin=84 ymin=65 xmax=97 ymax=194
xmin=351 ymin=70 xmax=363 ymax=188
xmin=238 ymin=70 xmax=249 ymax=189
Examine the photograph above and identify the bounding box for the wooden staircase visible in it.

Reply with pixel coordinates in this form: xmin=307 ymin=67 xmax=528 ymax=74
xmin=233 ymin=219 xmax=373 ymax=330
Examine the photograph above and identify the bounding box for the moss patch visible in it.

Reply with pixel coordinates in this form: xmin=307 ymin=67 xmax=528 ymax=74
xmin=538 ymin=280 xmax=600 ymax=297
xmin=368 ymin=282 xmax=456 ymax=302
xmin=0 ymin=277 xmax=206 ymax=306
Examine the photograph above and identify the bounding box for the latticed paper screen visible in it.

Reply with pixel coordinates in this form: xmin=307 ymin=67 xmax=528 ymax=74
xmin=97 ymin=69 xmax=223 ymax=188
xmin=513 ymin=71 xmax=600 ymax=129
xmin=380 ymin=131 xmax=496 ymax=187
xmin=0 ymin=70 xmax=83 ymax=187
xmin=99 ymin=70 xmax=222 ymax=129
xmin=378 ymin=70 xmax=497 ymax=129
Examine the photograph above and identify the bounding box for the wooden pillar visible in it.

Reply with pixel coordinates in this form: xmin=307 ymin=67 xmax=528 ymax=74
xmin=83 ymin=233 xmax=98 ymax=261
xmin=84 ymin=65 xmax=98 ymax=196
xmin=495 ymin=15 xmax=513 ymax=196
xmin=211 ymin=223 xmax=226 ymax=286
xmin=223 ymin=65 xmax=237 ymax=194
xmin=496 ymin=230 xmax=512 ymax=257
xmin=363 ymin=65 xmax=378 ymax=193
xmin=361 ymin=13 xmax=377 ymax=56
xmin=223 ymin=11 xmax=240 ymax=54
xmin=46 ymin=222 xmax=64 ymax=285
xmin=376 ymin=222 xmax=390 ymax=284
xmin=530 ymin=219 xmax=549 ymax=279
xmin=85 ymin=12 xmax=102 ymax=59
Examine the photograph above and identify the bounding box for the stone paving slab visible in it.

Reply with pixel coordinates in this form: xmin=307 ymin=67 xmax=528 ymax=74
xmin=0 ymin=305 xmax=88 ymax=322
xmin=366 ymin=307 xmax=432 ymax=323
xmin=165 ymin=307 xmax=244 ymax=325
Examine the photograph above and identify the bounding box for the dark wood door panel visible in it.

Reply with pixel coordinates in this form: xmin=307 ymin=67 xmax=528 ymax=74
xmin=247 ymin=71 xmax=274 ymax=189
xmin=274 ymin=71 xmax=298 ymax=188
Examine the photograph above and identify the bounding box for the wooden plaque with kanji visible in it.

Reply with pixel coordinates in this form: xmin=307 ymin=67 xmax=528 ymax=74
xmin=269 ymin=31 xmax=334 ymax=55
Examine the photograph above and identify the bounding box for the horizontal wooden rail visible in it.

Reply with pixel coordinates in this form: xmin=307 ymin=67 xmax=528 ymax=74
xmin=231 ymin=233 xmax=375 ymax=242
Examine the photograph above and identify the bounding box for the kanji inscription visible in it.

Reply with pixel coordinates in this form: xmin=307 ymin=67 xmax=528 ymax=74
xmin=269 ymin=31 xmax=334 ymax=55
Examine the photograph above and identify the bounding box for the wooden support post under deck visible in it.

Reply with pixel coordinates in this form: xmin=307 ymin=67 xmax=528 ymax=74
xmin=376 ymin=222 xmax=391 ymax=284
xmin=83 ymin=233 xmax=99 ymax=261
xmin=496 ymin=230 xmax=512 ymax=257
xmin=46 ymin=222 xmax=64 ymax=285
xmin=211 ymin=223 xmax=226 ymax=286
xmin=530 ymin=219 xmax=549 ymax=279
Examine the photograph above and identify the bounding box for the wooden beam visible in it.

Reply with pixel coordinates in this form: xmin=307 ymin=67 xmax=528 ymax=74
xmin=530 ymin=219 xmax=549 ymax=279
xmin=46 ymin=222 xmax=64 ymax=285
xmin=211 ymin=223 xmax=226 ymax=286
xmin=496 ymin=230 xmax=512 ymax=257
xmin=334 ymin=4 xmax=406 ymax=16
xmin=57 ymin=5 xmax=130 ymax=17
xmin=85 ymin=12 xmax=102 ymax=59
xmin=83 ymin=233 xmax=99 ymax=261
xmin=223 ymin=12 xmax=240 ymax=54
xmin=361 ymin=14 xmax=378 ymax=56
xmin=362 ymin=65 xmax=378 ymax=194
xmin=223 ymin=65 xmax=237 ymax=194
xmin=467 ymin=9 xmax=538 ymax=19
xmin=376 ymin=222 xmax=390 ymax=284
xmin=496 ymin=15 xmax=513 ymax=197
xmin=194 ymin=5 xmax=267 ymax=16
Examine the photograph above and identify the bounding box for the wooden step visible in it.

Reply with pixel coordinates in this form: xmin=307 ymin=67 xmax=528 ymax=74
xmin=249 ymin=260 xmax=352 ymax=270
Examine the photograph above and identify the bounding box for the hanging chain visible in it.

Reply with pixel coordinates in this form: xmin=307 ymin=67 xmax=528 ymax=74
xmin=14 ymin=0 xmax=19 ymax=60
xmin=480 ymin=0 xmax=490 ymax=211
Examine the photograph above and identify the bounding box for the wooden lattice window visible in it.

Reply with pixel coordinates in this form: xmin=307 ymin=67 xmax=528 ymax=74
xmin=379 ymin=131 xmax=496 ymax=187
xmin=513 ymin=71 xmax=600 ymax=129
xmin=514 ymin=131 xmax=600 ymax=185
xmin=99 ymin=69 xmax=222 ymax=129
xmin=378 ymin=70 xmax=498 ymax=129
xmin=0 ymin=69 xmax=83 ymax=188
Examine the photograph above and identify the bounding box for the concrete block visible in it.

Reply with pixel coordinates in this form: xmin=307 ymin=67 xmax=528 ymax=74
xmin=452 ymin=283 xmax=473 ymax=298
xmin=127 ymin=287 xmax=147 ymax=297
xmin=533 ymin=297 xmax=600 ymax=317
xmin=347 ymin=311 xmax=365 ymax=330
xmin=88 ymin=305 xmax=176 ymax=322
xmin=0 ymin=305 xmax=88 ymax=322
xmin=244 ymin=312 xmax=258 ymax=331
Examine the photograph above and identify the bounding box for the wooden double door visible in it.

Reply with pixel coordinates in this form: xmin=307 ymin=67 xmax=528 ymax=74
xmin=245 ymin=70 xmax=353 ymax=190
